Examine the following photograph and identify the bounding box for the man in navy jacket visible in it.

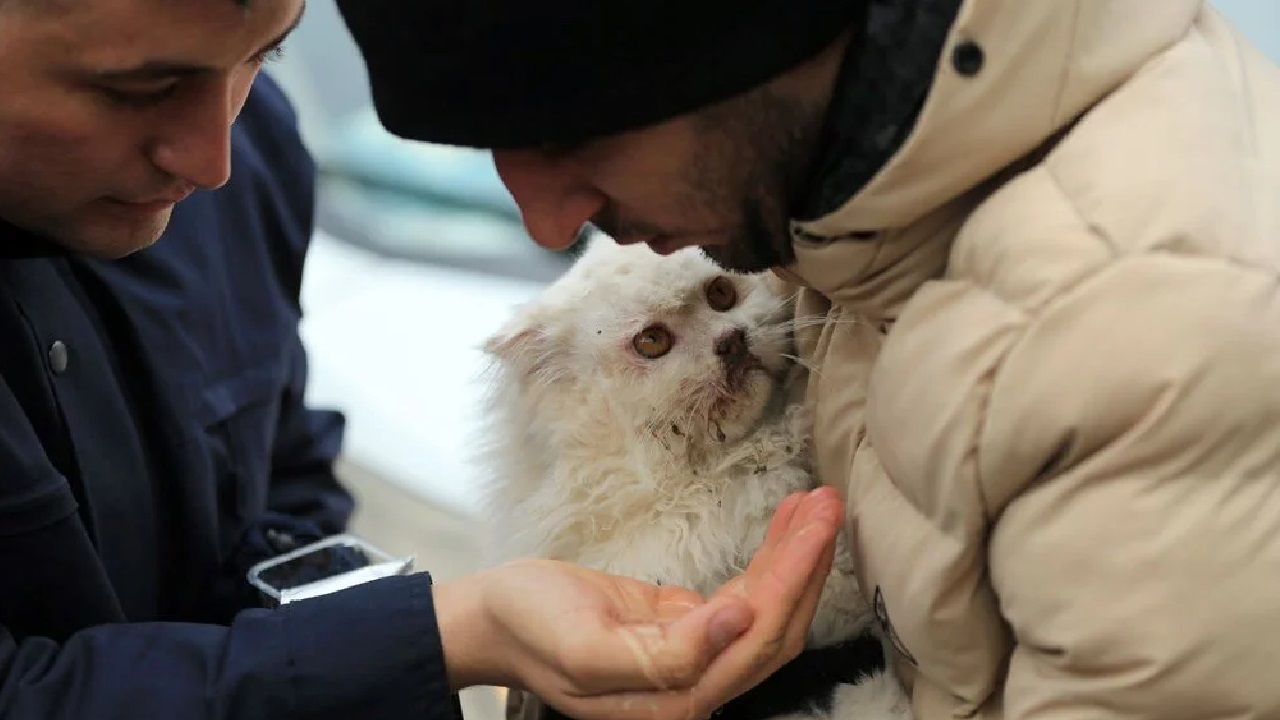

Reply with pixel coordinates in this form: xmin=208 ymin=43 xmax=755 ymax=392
xmin=0 ymin=1 xmax=848 ymax=718
xmin=0 ymin=40 xmax=458 ymax=720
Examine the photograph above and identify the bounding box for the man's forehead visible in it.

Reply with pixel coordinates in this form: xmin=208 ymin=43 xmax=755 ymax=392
xmin=1 ymin=0 xmax=250 ymax=14
xmin=9 ymin=0 xmax=303 ymax=67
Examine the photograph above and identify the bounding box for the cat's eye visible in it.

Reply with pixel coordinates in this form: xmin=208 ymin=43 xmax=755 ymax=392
xmin=633 ymin=324 xmax=674 ymax=359
xmin=705 ymin=277 xmax=738 ymax=312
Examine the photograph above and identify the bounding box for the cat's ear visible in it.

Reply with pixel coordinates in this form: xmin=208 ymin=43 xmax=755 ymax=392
xmin=483 ymin=320 xmax=543 ymax=359
xmin=483 ymin=308 xmax=559 ymax=376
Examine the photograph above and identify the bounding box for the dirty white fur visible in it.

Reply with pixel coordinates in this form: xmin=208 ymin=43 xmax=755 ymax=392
xmin=477 ymin=236 xmax=911 ymax=720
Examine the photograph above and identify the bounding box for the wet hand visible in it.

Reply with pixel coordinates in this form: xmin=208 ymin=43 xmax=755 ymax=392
xmin=435 ymin=487 xmax=844 ymax=720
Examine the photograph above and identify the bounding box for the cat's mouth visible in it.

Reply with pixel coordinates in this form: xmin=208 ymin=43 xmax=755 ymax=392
xmin=707 ymin=353 xmax=772 ymax=417
xmin=724 ymin=354 xmax=767 ymax=393
xmin=714 ymin=328 xmax=775 ymax=393
xmin=695 ymin=326 xmax=792 ymax=440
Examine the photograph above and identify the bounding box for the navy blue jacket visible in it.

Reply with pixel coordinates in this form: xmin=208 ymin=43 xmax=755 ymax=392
xmin=0 ymin=75 xmax=456 ymax=720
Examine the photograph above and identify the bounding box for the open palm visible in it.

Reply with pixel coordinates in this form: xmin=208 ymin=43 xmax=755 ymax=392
xmin=482 ymin=487 xmax=844 ymax=720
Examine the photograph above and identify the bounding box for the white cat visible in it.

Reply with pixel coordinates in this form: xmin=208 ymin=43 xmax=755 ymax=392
xmin=477 ymin=235 xmax=911 ymax=720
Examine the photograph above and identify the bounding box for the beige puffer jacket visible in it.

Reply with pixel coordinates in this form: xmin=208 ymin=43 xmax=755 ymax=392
xmin=778 ymin=1 xmax=1280 ymax=718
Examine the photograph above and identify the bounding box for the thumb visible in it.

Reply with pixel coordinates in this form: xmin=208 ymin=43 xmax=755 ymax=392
xmin=553 ymin=601 xmax=755 ymax=720
xmin=705 ymin=599 xmax=755 ymax=656
xmin=575 ymin=597 xmax=754 ymax=696
xmin=649 ymin=597 xmax=754 ymax=685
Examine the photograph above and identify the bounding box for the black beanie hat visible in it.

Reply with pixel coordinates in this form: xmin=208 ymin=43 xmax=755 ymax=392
xmin=336 ymin=0 xmax=866 ymax=150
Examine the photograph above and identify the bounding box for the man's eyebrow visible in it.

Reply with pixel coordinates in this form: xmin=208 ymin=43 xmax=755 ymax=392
xmin=93 ymin=2 xmax=305 ymax=81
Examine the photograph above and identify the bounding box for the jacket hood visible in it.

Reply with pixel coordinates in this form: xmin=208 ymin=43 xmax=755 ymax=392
xmin=780 ymin=0 xmax=1204 ymax=306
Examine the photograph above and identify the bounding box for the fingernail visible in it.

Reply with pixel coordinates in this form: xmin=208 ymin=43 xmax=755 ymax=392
xmin=708 ymin=604 xmax=753 ymax=652
xmin=810 ymin=486 xmax=840 ymax=500
xmin=814 ymin=500 xmax=841 ymax=521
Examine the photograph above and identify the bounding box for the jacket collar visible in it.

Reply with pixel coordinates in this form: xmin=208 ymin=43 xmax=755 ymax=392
xmin=0 ymin=217 xmax=69 ymax=260
xmin=796 ymin=0 xmax=963 ymax=223
xmin=780 ymin=0 xmax=1206 ymax=307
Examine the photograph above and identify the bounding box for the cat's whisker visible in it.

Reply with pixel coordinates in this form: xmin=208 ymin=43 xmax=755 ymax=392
xmin=768 ymin=315 xmax=819 ymax=326
xmin=782 ymin=353 xmax=823 ymax=376
xmin=766 ymin=287 xmax=802 ymax=307
xmin=767 ymin=293 xmax=799 ymax=314
xmin=781 ymin=315 xmax=838 ymax=329
xmin=757 ymin=320 xmax=802 ymax=332
xmin=777 ymin=317 xmax=877 ymax=335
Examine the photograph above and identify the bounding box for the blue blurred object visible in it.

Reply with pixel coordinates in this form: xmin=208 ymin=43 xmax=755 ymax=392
xmin=264 ymin=0 xmax=571 ymax=280
xmin=323 ymin=110 xmax=522 ymax=223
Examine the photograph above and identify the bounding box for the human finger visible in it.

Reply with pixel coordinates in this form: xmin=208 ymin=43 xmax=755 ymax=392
xmin=715 ymin=523 xmax=838 ymax=711
xmin=747 ymin=484 xmax=844 ymax=625
xmin=756 ymin=486 xmax=843 ymax=601
xmin=689 ymin=489 xmax=844 ymax=707
xmin=758 ymin=491 xmax=805 ymax=558
xmin=775 ymin=495 xmax=839 ymax=652
xmin=715 ymin=487 xmax=841 ymax=610
xmin=735 ymin=487 xmax=840 ymax=667
xmin=720 ymin=491 xmax=804 ymax=602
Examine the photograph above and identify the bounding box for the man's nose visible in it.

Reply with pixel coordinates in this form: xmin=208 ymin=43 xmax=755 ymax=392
xmin=492 ymin=149 xmax=605 ymax=250
xmin=149 ymin=75 xmax=255 ymax=191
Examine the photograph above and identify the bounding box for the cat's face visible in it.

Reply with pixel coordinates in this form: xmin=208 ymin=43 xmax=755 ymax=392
xmin=486 ymin=236 xmax=795 ymax=446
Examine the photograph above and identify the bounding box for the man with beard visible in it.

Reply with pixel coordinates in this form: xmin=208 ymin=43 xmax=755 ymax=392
xmin=337 ymin=1 xmax=1280 ymax=719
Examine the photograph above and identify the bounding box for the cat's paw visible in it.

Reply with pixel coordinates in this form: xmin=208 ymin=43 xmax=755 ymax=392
xmin=827 ymin=670 xmax=913 ymax=720
xmin=766 ymin=669 xmax=912 ymax=720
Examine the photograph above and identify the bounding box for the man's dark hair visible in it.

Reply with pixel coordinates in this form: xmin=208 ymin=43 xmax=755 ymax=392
xmin=5 ymin=0 xmax=253 ymax=7
xmin=2 ymin=0 xmax=253 ymax=12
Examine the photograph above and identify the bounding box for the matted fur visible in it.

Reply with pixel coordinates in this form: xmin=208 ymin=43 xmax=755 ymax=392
xmin=477 ymin=236 xmax=911 ymax=720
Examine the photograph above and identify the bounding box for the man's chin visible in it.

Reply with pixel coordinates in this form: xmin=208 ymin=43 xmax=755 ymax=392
xmin=67 ymin=205 xmax=173 ymax=259
xmin=699 ymin=199 xmax=796 ymax=273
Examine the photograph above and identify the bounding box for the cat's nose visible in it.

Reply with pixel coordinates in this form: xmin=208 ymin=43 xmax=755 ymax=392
xmin=715 ymin=328 xmax=749 ymax=363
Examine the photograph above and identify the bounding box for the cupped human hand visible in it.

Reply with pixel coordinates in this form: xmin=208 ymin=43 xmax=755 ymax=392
xmin=681 ymin=485 xmax=844 ymax=716
xmin=434 ymin=486 xmax=845 ymax=720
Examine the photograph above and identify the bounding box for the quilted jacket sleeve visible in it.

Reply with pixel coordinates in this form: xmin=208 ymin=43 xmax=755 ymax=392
xmin=978 ymin=254 xmax=1280 ymax=719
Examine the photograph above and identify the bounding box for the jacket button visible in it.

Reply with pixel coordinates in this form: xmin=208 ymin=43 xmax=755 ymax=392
xmin=48 ymin=340 xmax=69 ymax=374
xmin=952 ymin=40 xmax=984 ymax=77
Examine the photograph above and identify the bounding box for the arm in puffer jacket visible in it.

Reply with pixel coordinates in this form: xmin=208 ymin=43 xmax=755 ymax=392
xmin=983 ymin=255 xmax=1280 ymax=718
xmin=878 ymin=253 xmax=1280 ymax=719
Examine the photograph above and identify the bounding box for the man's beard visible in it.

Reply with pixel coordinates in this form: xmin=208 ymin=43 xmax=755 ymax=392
xmin=586 ymin=84 xmax=825 ymax=274
xmin=694 ymin=88 xmax=823 ymax=275
xmin=699 ymin=197 xmax=795 ymax=274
